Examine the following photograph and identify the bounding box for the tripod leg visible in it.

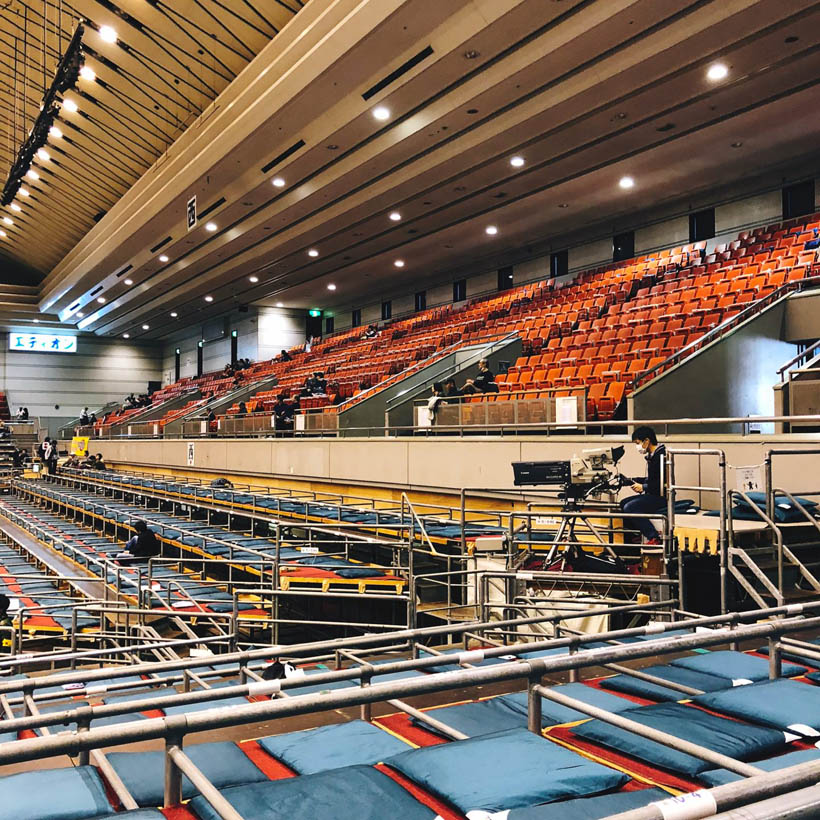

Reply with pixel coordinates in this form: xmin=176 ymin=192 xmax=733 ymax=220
xmin=542 ymin=517 xmax=569 ymax=568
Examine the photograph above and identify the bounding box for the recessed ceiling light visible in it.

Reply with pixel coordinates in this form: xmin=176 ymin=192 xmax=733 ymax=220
xmin=707 ymin=62 xmax=728 ymax=81
xmin=308 ymin=249 xmax=319 ymax=257
xmin=158 ymin=254 xmax=169 ymax=263
xmin=49 ymin=126 xmax=63 ymax=139
xmin=99 ymin=25 xmax=117 ymax=43
xmin=510 ymin=156 xmax=525 ymax=168
xmin=0 ymin=231 xmax=6 ymax=238
xmin=122 ymin=333 xmax=129 ymax=338
xmin=619 ymin=175 xmax=635 ymax=190
xmin=79 ymin=65 xmax=96 ymax=81
xmin=26 ymin=169 xmax=38 ymax=180
xmin=205 ymin=221 xmax=217 ymax=232
xmin=485 ymin=225 xmax=498 ymax=236
xmin=124 ymin=279 xmax=133 ymax=285
xmin=204 ymin=295 xmax=213 ymax=302
xmin=33 ymin=319 xmax=39 ymax=323
xmin=62 ymin=98 xmax=77 ymax=113
xmin=275 ymin=302 xmax=283 ymax=308
xmin=170 ymin=312 xmax=178 ymax=318
xmin=463 ymin=49 xmax=480 ymax=60
xmin=557 ymin=203 xmax=569 ymax=209
xmin=19 ymin=187 xmax=29 ymax=197
xmin=389 ymin=212 xmax=401 ymax=221
xmin=731 ymin=141 xmax=743 ymax=148
xmin=97 ymin=296 xmax=106 ymax=304
xmin=394 ymin=259 xmax=405 ymax=268
xmin=37 ymin=148 xmax=50 ymax=161
xmin=3 ymin=217 xmax=13 ymax=226
xmin=372 ymin=106 xmax=390 ymax=121
xmin=142 ymin=324 xmax=149 ymax=330
xmin=10 ymin=204 xmax=21 ymax=212
xmin=272 ymin=177 xmax=285 ymax=188
xmin=249 ymin=275 xmax=259 ymax=283
xmin=327 ymin=283 xmax=336 ymax=290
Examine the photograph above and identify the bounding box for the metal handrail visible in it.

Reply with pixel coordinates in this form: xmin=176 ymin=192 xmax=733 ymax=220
xmin=83 ymin=413 xmax=820 ymax=440
xmin=777 ymin=338 xmax=820 ymax=381
xmin=631 ymin=274 xmax=820 ymax=392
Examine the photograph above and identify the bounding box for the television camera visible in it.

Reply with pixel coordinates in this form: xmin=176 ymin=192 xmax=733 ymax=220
xmin=511 ymin=446 xmax=630 ymax=573
xmin=512 ymin=445 xmax=628 ymax=499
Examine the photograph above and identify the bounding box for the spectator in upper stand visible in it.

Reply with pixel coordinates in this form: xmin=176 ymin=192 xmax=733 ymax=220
xmin=280 ymin=349 xmax=292 ymax=362
xmin=327 ymin=383 xmax=343 ymax=405
xmin=363 ymin=324 xmax=379 ymax=339
xmin=120 ymin=520 xmax=161 ymax=562
xmin=272 ymin=394 xmax=295 ymax=430
xmin=427 ymin=382 xmax=445 ymax=417
xmin=95 ymin=453 xmax=107 ymax=470
xmin=124 ymin=393 xmax=136 ymax=409
xmin=237 ymin=401 xmax=248 ymax=416
xmin=80 ymin=407 xmax=90 ymax=425
xmin=442 ymin=377 xmax=462 ymax=402
xmin=81 ymin=454 xmax=98 ymax=470
xmin=89 ymin=412 xmax=98 ymax=425
xmin=620 ymin=425 xmax=667 ymax=546
xmin=14 ymin=408 xmax=24 ymax=421
xmin=304 ymin=337 xmax=313 ymax=353
xmin=313 ymin=372 xmax=327 ymax=394
xmin=461 ymin=359 xmax=497 ymax=394
xmin=21 ymin=407 xmax=29 ymax=420
xmin=207 ymin=409 xmax=216 ymax=423
xmin=12 ymin=447 xmax=26 ymax=469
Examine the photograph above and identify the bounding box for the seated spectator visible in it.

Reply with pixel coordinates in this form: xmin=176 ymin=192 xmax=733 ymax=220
xmin=89 ymin=413 xmax=98 ymax=425
xmin=12 ymin=448 xmax=26 ymax=469
xmin=427 ymin=382 xmax=445 ymax=417
xmin=118 ymin=520 xmax=161 ymax=562
xmin=237 ymin=401 xmax=248 ymax=416
xmin=462 ymin=359 xmax=497 ymax=394
xmin=95 ymin=453 xmax=107 ymax=470
xmin=79 ymin=407 xmax=90 ymax=425
xmin=280 ymin=349 xmax=292 ymax=362
xmin=0 ymin=594 xmax=13 ymax=628
xmin=363 ymin=324 xmax=379 ymax=339
xmin=211 ymin=477 xmax=234 ymax=488
xmin=0 ymin=423 xmax=10 ymax=440
xmin=62 ymin=454 xmax=80 ymax=469
xmin=81 ymin=454 xmax=98 ymax=470
xmin=272 ymin=394 xmax=294 ymax=429
xmin=21 ymin=407 xmax=29 ymax=420
xmin=442 ymin=377 xmax=462 ymax=401
xmin=14 ymin=408 xmax=25 ymax=420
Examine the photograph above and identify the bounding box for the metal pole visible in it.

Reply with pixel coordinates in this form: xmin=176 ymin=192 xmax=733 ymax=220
xmin=599 ymin=760 xmax=820 ymax=820
xmin=168 ymin=745 xmax=245 ymax=820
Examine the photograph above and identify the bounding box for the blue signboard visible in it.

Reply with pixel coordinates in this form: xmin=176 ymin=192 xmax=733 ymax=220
xmin=9 ymin=333 xmax=78 ymax=353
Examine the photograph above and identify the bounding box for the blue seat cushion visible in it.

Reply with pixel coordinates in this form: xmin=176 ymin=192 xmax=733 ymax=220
xmin=189 ymin=764 xmax=436 ymax=820
xmin=504 ymin=683 xmax=637 ymax=725
xmin=572 ymin=702 xmax=787 ymax=777
xmin=599 ymin=664 xmax=733 ymax=701
xmin=106 ymin=741 xmax=268 ymax=806
xmin=693 ymin=679 xmax=820 ymax=736
xmin=385 ymin=727 xmax=628 ymax=813
xmin=669 ymin=650 xmax=805 ymax=682
xmin=257 ymin=719 xmax=410 ymax=774
xmin=0 ymin=765 xmax=112 ymax=820
xmin=699 ymin=748 xmax=820 ymax=787
xmin=503 ymin=787 xmax=670 ymax=820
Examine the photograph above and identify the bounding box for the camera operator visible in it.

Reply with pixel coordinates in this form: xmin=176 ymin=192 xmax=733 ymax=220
xmin=620 ymin=425 xmax=666 ymax=545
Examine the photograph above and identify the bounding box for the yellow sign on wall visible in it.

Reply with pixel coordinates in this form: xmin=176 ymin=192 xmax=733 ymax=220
xmin=70 ymin=436 xmax=90 ymax=457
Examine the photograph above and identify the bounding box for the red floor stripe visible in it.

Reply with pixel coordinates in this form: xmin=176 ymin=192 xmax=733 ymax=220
xmin=238 ymin=739 xmax=297 ymax=780
xmin=374 ymin=713 xmax=448 ymax=747
xmin=376 ymin=763 xmax=465 ymax=820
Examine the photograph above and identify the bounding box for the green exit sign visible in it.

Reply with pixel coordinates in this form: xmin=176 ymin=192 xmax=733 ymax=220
xmin=308 ymin=309 xmax=322 ymax=317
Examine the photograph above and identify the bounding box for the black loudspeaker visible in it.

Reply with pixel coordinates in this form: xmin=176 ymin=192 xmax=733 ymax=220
xmin=238 ymin=305 xmax=249 ymax=313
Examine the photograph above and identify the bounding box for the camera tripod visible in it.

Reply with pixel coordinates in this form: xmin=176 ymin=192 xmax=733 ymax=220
xmin=533 ymin=479 xmax=622 ymax=572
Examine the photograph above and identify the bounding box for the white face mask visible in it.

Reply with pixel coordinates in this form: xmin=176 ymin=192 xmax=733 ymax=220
xmin=636 ymin=443 xmax=648 ymax=455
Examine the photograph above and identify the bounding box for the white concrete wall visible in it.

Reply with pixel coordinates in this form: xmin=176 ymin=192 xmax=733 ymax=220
xmin=1 ymin=332 xmax=161 ymax=433
xmin=94 ymin=434 xmax=820 ymax=510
